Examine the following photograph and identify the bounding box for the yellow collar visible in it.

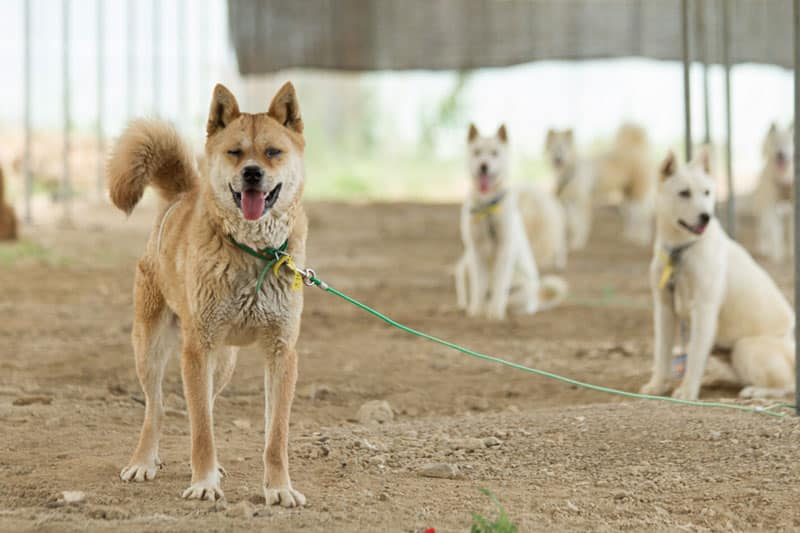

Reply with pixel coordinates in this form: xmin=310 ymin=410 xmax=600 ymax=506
xmin=470 ymin=191 xmax=507 ymax=219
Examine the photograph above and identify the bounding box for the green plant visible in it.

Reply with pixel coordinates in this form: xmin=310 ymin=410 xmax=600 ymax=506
xmin=470 ymin=488 xmax=517 ymax=533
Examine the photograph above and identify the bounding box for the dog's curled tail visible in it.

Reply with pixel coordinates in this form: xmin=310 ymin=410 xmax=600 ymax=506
xmin=538 ymin=275 xmax=569 ymax=310
xmin=107 ymin=119 xmax=199 ymax=214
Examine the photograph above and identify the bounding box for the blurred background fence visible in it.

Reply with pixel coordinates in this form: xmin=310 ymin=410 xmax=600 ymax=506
xmin=0 ymin=0 xmax=794 ymax=225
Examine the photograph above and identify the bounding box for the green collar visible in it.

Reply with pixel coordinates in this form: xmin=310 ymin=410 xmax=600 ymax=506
xmin=228 ymin=235 xmax=289 ymax=295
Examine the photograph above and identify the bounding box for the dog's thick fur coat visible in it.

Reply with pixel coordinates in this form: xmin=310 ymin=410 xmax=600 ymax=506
xmin=0 ymin=166 xmax=18 ymax=240
xmin=456 ymin=124 xmax=567 ymax=320
xmin=108 ymin=83 xmax=308 ymax=506
xmin=641 ymin=150 xmax=795 ymax=401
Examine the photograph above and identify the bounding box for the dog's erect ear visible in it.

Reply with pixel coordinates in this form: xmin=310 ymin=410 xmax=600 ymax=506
xmin=660 ymin=150 xmax=677 ymax=181
xmin=268 ymin=82 xmax=303 ymax=133
xmin=545 ymin=129 xmax=556 ymax=148
xmin=564 ymin=129 xmax=574 ymax=143
xmin=768 ymin=122 xmax=778 ymax=138
xmin=468 ymin=123 xmax=479 ymax=142
xmin=497 ymin=124 xmax=508 ymax=143
xmin=207 ymin=84 xmax=241 ymax=137
xmin=692 ymin=146 xmax=711 ymax=174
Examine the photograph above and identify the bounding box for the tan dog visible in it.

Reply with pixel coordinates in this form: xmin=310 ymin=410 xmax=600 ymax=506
xmin=0 ymin=165 xmax=18 ymax=240
xmin=641 ymin=149 xmax=794 ymax=400
xmin=754 ymin=122 xmax=794 ymax=262
xmin=107 ymin=82 xmax=308 ymax=506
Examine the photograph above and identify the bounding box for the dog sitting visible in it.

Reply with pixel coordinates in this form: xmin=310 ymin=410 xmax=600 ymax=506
xmin=455 ymin=124 xmax=567 ymax=321
xmin=640 ymin=149 xmax=795 ymax=400
xmin=545 ymin=124 xmax=654 ymax=248
xmin=0 ymin=165 xmax=18 ymax=240
xmin=544 ymin=129 xmax=594 ymax=250
xmin=107 ymin=82 xmax=308 ymax=506
xmin=754 ymin=122 xmax=794 ymax=262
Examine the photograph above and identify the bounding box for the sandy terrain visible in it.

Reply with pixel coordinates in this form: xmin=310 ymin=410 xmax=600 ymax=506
xmin=1 ymin=200 xmax=798 ymax=532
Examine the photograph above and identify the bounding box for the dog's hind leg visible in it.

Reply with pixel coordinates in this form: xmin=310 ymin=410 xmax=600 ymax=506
xmin=733 ymin=336 xmax=795 ymax=398
xmin=262 ymin=335 xmax=306 ymax=508
xmin=121 ymin=262 xmax=178 ymax=483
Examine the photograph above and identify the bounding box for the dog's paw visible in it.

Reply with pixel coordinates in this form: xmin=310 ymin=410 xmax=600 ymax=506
xmin=182 ymin=477 xmax=224 ymax=501
xmin=671 ymin=384 xmax=698 ymax=401
xmin=639 ymin=379 xmax=670 ymax=397
xmin=265 ymin=485 xmax=306 ymax=508
xmin=120 ymin=457 xmax=162 ymax=482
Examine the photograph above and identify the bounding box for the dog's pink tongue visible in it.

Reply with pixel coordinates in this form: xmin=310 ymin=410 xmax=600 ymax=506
xmin=241 ymin=190 xmax=266 ymax=221
xmin=479 ymin=173 xmax=490 ymax=193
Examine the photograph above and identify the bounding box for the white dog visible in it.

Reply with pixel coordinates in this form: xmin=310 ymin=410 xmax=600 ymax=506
xmin=754 ymin=123 xmax=794 ymax=262
xmin=640 ymin=149 xmax=795 ymax=401
xmin=455 ymin=124 xmax=567 ymax=321
xmin=543 ymin=129 xmax=594 ymax=250
xmin=545 ymin=124 xmax=655 ymax=248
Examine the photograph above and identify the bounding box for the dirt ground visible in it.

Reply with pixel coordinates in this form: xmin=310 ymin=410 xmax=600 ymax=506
xmin=1 ymin=199 xmax=799 ymax=532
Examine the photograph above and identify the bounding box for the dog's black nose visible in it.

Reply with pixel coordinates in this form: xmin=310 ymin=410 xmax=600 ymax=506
xmin=479 ymin=163 xmax=488 ymax=174
xmin=699 ymin=213 xmax=710 ymax=224
xmin=777 ymin=151 xmax=788 ymax=163
xmin=242 ymin=165 xmax=264 ymax=184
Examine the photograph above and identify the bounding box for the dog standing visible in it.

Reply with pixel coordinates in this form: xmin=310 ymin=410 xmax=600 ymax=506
xmin=754 ymin=122 xmax=794 ymax=262
xmin=640 ymin=149 xmax=795 ymax=401
xmin=107 ymin=83 xmax=308 ymax=506
xmin=456 ymin=124 xmax=567 ymax=321
xmin=0 ymin=165 xmax=17 ymax=240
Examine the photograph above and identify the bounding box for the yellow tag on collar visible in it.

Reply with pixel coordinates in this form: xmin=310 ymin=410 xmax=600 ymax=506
xmin=273 ymin=255 xmax=303 ymax=291
xmin=658 ymin=250 xmax=673 ymax=290
xmin=473 ymin=202 xmax=502 ymax=219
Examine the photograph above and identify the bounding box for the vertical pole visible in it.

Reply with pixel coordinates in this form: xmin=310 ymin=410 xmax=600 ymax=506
xmin=127 ymin=0 xmax=135 ymax=118
xmin=793 ymin=0 xmax=800 ymax=416
xmin=96 ymin=0 xmax=104 ymax=197
xmin=152 ymin=0 xmax=160 ymax=117
xmin=681 ymin=0 xmax=693 ymax=162
xmin=23 ymin=0 xmax=32 ymax=224
xmin=698 ymin=0 xmax=711 ymax=145
xmin=62 ymin=0 xmax=72 ymax=222
xmin=722 ymin=0 xmax=735 ymax=238
xmin=177 ymin=0 xmax=186 ymax=131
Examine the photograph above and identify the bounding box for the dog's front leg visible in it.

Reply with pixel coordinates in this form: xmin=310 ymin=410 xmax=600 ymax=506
xmin=640 ymin=289 xmax=676 ymax=396
xmin=672 ymin=305 xmax=717 ymax=400
xmin=180 ymin=340 xmax=223 ymax=501
xmin=487 ymin=242 xmax=515 ymax=321
xmin=262 ymin=337 xmax=305 ymax=508
xmin=455 ymin=254 xmax=469 ymax=310
xmin=466 ymin=248 xmax=486 ymax=317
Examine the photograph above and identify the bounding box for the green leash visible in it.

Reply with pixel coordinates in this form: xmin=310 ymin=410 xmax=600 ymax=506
xmin=228 ymin=236 xmax=288 ymax=295
xmin=234 ymin=242 xmax=795 ymax=418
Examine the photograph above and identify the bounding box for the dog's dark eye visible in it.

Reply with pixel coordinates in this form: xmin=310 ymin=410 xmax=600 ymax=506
xmin=679 ymin=189 xmax=691 ymax=198
xmin=704 ymin=189 xmax=710 ymax=196
xmin=227 ymin=149 xmax=242 ymax=157
xmin=265 ymin=147 xmax=282 ymax=158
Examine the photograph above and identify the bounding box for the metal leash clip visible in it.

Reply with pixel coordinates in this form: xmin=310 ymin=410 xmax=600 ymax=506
xmin=298 ymin=267 xmax=328 ymax=290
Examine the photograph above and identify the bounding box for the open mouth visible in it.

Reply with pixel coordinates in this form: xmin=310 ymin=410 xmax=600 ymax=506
xmin=678 ymin=219 xmax=708 ymax=235
xmin=229 ymin=182 xmax=283 ymax=221
xmin=478 ymin=172 xmax=492 ymax=193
